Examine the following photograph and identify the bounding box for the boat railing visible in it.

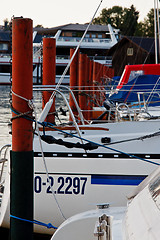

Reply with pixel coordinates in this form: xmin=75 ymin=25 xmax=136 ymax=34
xmin=114 ymin=90 xmax=160 ymax=121
xmin=0 ymin=144 xmax=11 ymax=205
xmin=115 ymin=103 xmax=132 ymax=121
xmin=33 ymin=86 xmax=86 ymax=143
xmin=57 ymin=36 xmax=111 ymax=44
xmin=33 ymin=85 xmax=85 ymax=124
xmin=33 ymin=84 xmax=160 ymax=124
xmin=0 ymin=144 xmax=11 ymax=184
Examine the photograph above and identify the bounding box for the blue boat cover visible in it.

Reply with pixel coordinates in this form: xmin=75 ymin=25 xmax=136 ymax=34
xmin=109 ymin=75 xmax=160 ymax=106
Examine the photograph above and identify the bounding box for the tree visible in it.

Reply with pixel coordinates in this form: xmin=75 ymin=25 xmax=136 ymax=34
xmin=34 ymin=24 xmax=44 ymax=28
xmin=120 ymin=5 xmax=139 ymax=36
xmin=134 ymin=9 xmax=155 ymax=37
xmin=93 ymin=6 xmax=124 ymax=28
xmin=93 ymin=5 xmax=139 ymax=36
xmin=134 ymin=21 xmax=146 ymax=36
xmin=142 ymin=9 xmax=154 ymax=37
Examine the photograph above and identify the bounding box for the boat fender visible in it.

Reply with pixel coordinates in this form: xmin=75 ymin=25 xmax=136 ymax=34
xmin=103 ymin=100 xmax=115 ymax=110
xmin=41 ymin=135 xmax=98 ymax=150
xmin=101 ymin=137 xmax=111 ymax=144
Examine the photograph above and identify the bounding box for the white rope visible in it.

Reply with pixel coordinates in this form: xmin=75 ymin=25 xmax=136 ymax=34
xmin=12 ymin=89 xmax=67 ymax=220
xmin=11 ymin=0 xmax=104 ymax=221
xmin=49 ymin=0 xmax=103 ymax=101
xmin=11 ymin=90 xmax=31 ymax=102
xmin=30 ymin=100 xmax=67 ymax=220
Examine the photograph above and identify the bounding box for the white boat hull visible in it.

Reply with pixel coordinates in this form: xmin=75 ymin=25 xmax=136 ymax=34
xmin=0 ymin=120 xmax=160 ymax=234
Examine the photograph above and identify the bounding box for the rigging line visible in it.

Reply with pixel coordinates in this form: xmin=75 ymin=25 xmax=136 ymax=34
xmin=10 ymin=106 xmax=160 ymax=166
xmin=42 ymin=122 xmax=160 ymax=166
xmin=11 ymin=89 xmax=32 ymax=102
xmin=146 ymin=77 xmax=160 ymax=104
xmin=133 ymin=36 xmax=144 ymax=65
xmin=49 ymin=0 xmax=103 ymax=101
xmin=10 ymin=105 xmax=160 ymax=166
xmin=30 ymin=100 xmax=67 ymax=221
xmin=143 ymin=41 xmax=155 ymax=64
xmin=38 ymin=0 xmax=103 ymax=133
xmin=103 ymin=131 xmax=160 ymax=146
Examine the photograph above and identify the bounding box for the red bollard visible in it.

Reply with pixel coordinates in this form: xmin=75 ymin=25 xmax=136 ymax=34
xmin=11 ymin=17 xmax=33 ymax=240
xmin=12 ymin=18 xmax=33 ymax=152
xmin=93 ymin=61 xmax=99 ymax=107
xmin=85 ymin=56 xmax=90 ymax=120
xmin=78 ymin=53 xmax=87 ymax=121
xmin=69 ymin=48 xmax=79 ymax=120
xmin=88 ymin=59 xmax=93 ymax=120
xmin=42 ymin=37 xmax=56 ymax=123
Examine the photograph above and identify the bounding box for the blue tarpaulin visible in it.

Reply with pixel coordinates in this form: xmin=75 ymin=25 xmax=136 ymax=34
xmin=109 ymin=75 xmax=160 ymax=106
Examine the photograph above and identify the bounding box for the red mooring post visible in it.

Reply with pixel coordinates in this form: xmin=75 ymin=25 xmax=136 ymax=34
xmin=69 ymin=48 xmax=79 ymax=121
xmin=42 ymin=37 xmax=56 ymax=123
xmin=78 ymin=53 xmax=87 ymax=120
xmin=85 ymin=56 xmax=90 ymax=120
xmin=88 ymin=59 xmax=93 ymax=120
xmin=11 ymin=18 xmax=33 ymax=240
xmin=93 ymin=61 xmax=98 ymax=107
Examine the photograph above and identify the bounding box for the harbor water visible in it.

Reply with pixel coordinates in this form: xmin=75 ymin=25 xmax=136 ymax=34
xmin=0 ymin=86 xmax=12 ymax=148
xmin=0 ymin=84 xmax=55 ymax=239
xmin=0 ymin=85 xmax=69 ymax=149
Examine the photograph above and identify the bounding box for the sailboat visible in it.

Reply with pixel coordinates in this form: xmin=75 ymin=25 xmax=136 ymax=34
xmin=1 ymin=2 xmax=160 ymax=238
xmin=0 ymin=80 xmax=160 ymax=235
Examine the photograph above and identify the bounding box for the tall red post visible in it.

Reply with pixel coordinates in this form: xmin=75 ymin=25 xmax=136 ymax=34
xmin=97 ymin=62 xmax=101 ymax=106
xmin=85 ymin=56 xmax=90 ymax=120
xmin=11 ymin=18 xmax=33 ymax=240
xmin=99 ymin=63 xmax=104 ymax=106
xmin=78 ymin=53 xmax=87 ymax=120
xmin=42 ymin=37 xmax=56 ymax=123
xmin=69 ymin=48 xmax=79 ymax=120
xmin=93 ymin=61 xmax=98 ymax=107
xmin=12 ymin=19 xmax=33 ymax=151
xmin=88 ymin=59 xmax=93 ymax=120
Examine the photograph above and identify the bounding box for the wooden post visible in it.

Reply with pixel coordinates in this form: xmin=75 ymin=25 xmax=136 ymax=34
xmin=11 ymin=17 xmax=33 ymax=240
xmin=42 ymin=37 xmax=56 ymax=123
xmin=78 ymin=53 xmax=87 ymax=120
xmin=85 ymin=56 xmax=90 ymax=120
xmin=93 ymin=61 xmax=98 ymax=107
xmin=88 ymin=59 xmax=93 ymax=120
xmin=69 ymin=48 xmax=79 ymax=120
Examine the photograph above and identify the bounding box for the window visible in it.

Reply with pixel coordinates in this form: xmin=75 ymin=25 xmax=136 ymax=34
xmin=98 ymin=34 xmax=102 ymax=38
xmin=127 ymin=48 xmax=133 ymax=56
xmin=85 ymin=34 xmax=90 ymax=38
xmin=128 ymin=70 xmax=144 ymax=82
xmin=72 ymin=32 xmax=77 ymax=37
xmin=0 ymin=43 xmax=8 ymax=51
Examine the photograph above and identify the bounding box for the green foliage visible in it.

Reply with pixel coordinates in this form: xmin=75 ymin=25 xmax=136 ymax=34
xmin=34 ymin=24 xmax=44 ymax=28
xmin=93 ymin=5 xmax=155 ymax=37
xmin=142 ymin=9 xmax=154 ymax=37
xmin=93 ymin=5 xmax=139 ymax=36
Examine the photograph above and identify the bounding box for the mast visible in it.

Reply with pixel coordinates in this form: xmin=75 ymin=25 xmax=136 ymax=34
xmin=154 ymin=0 xmax=158 ymax=63
xmin=157 ymin=0 xmax=160 ymax=61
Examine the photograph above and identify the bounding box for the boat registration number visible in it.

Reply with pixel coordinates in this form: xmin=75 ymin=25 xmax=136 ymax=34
xmin=34 ymin=176 xmax=87 ymax=195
